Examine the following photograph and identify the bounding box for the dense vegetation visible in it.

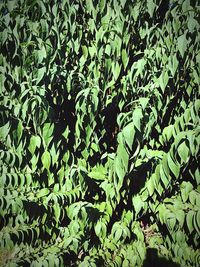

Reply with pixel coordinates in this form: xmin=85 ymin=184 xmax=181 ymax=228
xmin=0 ymin=0 xmax=199 ymax=266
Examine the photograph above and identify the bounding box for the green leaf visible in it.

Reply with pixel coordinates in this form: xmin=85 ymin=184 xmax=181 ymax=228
xmin=186 ymin=210 xmax=194 ymax=234
xmin=91 ymin=142 xmax=98 ymax=152
xmin=159 ymin=71 xmax=169 ymax=93
xmin=122 ymin=49 xmax=129 ymax=69
xmin=17 ymin=120 xmax=23 ymax=142
xmin=99 ymin=0 xmax=106 ymax=12
xmin=147 ymin=0 xmax=156 ymax=17
xmin=181 ymin=189 xmax=189 ymax=203
xmin=139 ymin=97 xmax=149 ymax=110
xmin=105 ymin=44 xmax=111 ymax=56
xmin=188 ymin=17 xmax=198 ymax=32
xmin=177 ymin=33 xmax=187 ymax=58
xmin=117 ymin=142 xmax=129 ymax=171
xmin=160 ymin=164 xmax=169 ymax=188
xmin=41 ymin=150 xmax=51 ymax=170
xmin=167 ymin=216 xmax=176 ymax=231
xmin=52 ymin=3 xmax=58 ymax=17
xmin=115 ymin=228 xmax=122 ymax=242
xmin=135 ymin=58 xmax=146 ymax=76
xmin=115 ymin=156 xmax=126 ymax=183
xmin=42 ymin=123 xmax=54 ymax=147
xmin=162 ymin=125 xmax=174 ymax=142
xmin=146 ymin=177 xmax=154 ymax=196
xmin=88 ymin=171 xmax=105 ymax=181
xmin=95 ymin=221 xmax=101 ymax=236
xmin=177 ymin=141 xmax=189 ymax=163
xmin=112 ymin=61 xmax=121 ymax=81
xmin=88 ymin=165 xmax=106 ymax=181
xmin=176 ymin=210 xmax=185 ymax=227
xmin=181 ymin=181 xmax=193 ymax=203
xmin=82 ymin=45 xmax=88 ymax=59
xmin=122 ymin=122 xmax=135 ymax=150
xmin=28 ymin=136 xmax=41 ymax=154
xmin=37 ymin=67 xmax=46 ymax=85
xmin=37 ymin=188 xmax=50 ymax=198
xmin=189 ymin=190 xmax=196 ymax=205
xmin=167 ymin=153 xmax=180 ymax=178
xmin=7 ymin=0 xmax=17 ymax=12
xmin=196 ymin=210 xmax=200 ymax=233
xmin=132 ymin=195 xmax=143 ymax=216
xmin=0 ymin=122 xmax=10 ymax=140
xmin=37 ymin=45 xmax=47 ymax=64
xmin=54 ymin=203 xmax=61 ymax=223
xmin=86 ymin=0 xmax=94 ymax=14
xmin=132 ymin=108 xmax=143 ymax=131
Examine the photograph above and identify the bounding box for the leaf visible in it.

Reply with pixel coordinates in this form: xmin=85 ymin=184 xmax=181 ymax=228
xmin=186 ymin=210 xmax=194 ymax=234
xmin=0 ymin=121 xmax=10 ymax=140
xmin=189 ymin=190 xmax=196 ymax=205
xmin=177 ymin=34 xmax=187 ymax=58
xmin=132 ymin=108 xmax=143 ymax=131
xmin=88 ymin=165 xmax=106 ymax=181
xmin=132 ymin=195 xmax=143 ymax=216
xmin=112 ymin=61 xmax=121 ymax=81
xmin=146 ymin=178 xmax=154 ymax=196
xmin=42 ymin=123 xmax=54 ymax=147
xmin=159 ymin=71 xmax=169 ymax=93
xmin=105 ymin=44 xmax=111 ymax=55
xmin=94 ymin=221 xmax=101 ymax=236
xmin=181 ymin=181 xmax=193 ymax=203
xmin=117 ymin=142 xmax=129 ymax=171
xmin=115 ymin=156 xmax=126 ymax=182
xmin=99 ymin=0 xmax=106 ymax=12
xmin=122 ymin=49 xmax=129 ymax=69
xmin=36 ymin=67 xmax=46 ymax=85
xmin=7 ymin=0 xmax=17 ymax=12
xmin=162 ymin=125 xmax=174 ymax=142
xmin=160 ymin=164 xmax=169 ymax=188
xmin=167 ymin=153 xmax=180 ymax=178
xmin=135 ymin=58 xmax=146 ymax=76
xmin=37 ymin=45 xmax=47 ymax=64
xmin=181 ymin=189 xmax=188 ymax=203
xmin=16 ymin=120 xmax=23 ymax=141
xmin=37 ymin=188 xmax=50 ymax=198
xmin=91 ymin=142 xmax=98 ymax=152
xmin=28 ymin=136 xmax=41 ymax=154
xmin=167 ymin=216 xmax=176 ymax=231
xmin=115 ymin=228 xmax=122 ymax=242
xmin=41 ymin=150 xmax=51 ymax=170
xmin=175 ymin=231 xmax=185 ymax=243
xmin=88 ymin=171 xmax=105 ymax=181
xmin=188 ymin=17 xmax=198 ymax=32
xmin=122 ymin=122 xmax=135 ymax=150
xmin=53 ymin=203 xmax=61 ymax=223
xmin=194 ymin=99 xmax=200 ymax=114
xmin=176 ymin=210 xmax=185 ymax=227
xmin=82 ymin=45 xmax=88 ymax=59
xmin=147 ymin=0 xmax=156 ymax=17
xmin=139 ymin=97 xmax=149 ymax=110
xmin=52 ymin=4 xmax=58 ymax=17
xmin=196 ymin=210 xmax=200 ymax=233
xmin=62 ymin=126 xmax=69 ymax=139
xmin=177 ymin=141 xmax=189 ymax=163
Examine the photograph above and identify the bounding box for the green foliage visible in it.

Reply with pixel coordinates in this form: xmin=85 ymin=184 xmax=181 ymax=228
xmin=0 ymin=0 xmax=199 ymax=266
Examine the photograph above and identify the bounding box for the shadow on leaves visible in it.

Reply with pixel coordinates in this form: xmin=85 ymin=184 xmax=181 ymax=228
xmin=143 ymin=248 xmax=180 ymax=267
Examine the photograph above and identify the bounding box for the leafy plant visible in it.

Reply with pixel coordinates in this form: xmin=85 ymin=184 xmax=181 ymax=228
xmin=0 ymin=0 xmax=199 ymax=266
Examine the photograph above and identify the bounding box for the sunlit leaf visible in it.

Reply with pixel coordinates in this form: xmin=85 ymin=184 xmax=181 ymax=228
xmin=177 ymin=33 xmax=187 ymax=58
xmin=41 ymin=150 xmax=51 ymax=170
